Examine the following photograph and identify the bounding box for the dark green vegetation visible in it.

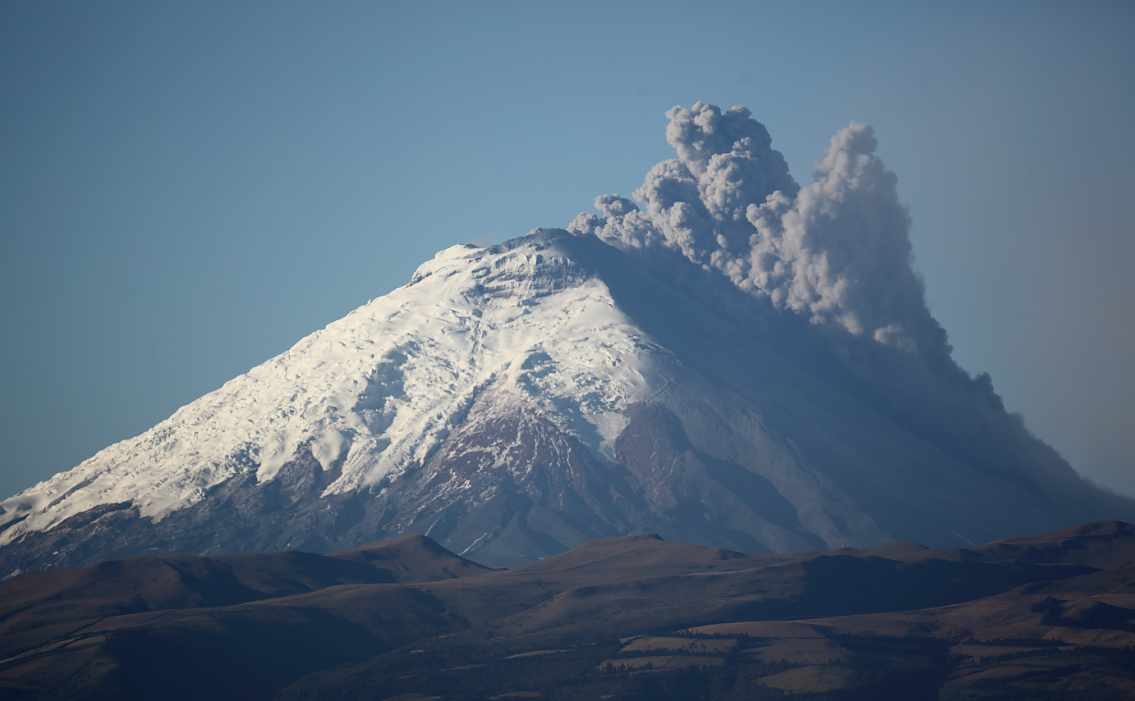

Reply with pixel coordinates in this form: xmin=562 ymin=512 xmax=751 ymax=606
xmin=1 ymin=523 xmax=1134 ymax=700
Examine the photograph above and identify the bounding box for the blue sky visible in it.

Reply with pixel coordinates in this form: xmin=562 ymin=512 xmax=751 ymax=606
xmin=2 ymin=1 xmax=1133 ymax=500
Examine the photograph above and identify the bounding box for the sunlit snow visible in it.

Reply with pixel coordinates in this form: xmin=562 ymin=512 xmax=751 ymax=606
xmin=0 ymin=235 xmax=671 ymax=545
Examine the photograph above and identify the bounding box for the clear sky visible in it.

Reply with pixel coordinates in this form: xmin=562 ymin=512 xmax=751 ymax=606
xmin=2 ymin=1 xmax=1133 ymax=501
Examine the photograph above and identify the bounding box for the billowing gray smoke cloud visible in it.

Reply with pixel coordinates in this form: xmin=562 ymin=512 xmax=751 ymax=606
xmin=570 ymin=102 xmax=939 ymax=356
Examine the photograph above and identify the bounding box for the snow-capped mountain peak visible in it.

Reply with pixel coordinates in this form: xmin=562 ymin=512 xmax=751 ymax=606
xmin=0 ymin=233 xmax=671 ymax=548
xmin=3 ymin=104 xmax=1131 ymax=574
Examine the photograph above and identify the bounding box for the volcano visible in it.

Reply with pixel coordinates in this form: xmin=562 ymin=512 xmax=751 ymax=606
xmin=2 ymin=104 xmax=1130 ymax=574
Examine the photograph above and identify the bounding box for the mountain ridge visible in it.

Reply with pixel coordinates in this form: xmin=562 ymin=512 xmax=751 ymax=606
xmin=2 ymin=522 xmax=1133 ymax=700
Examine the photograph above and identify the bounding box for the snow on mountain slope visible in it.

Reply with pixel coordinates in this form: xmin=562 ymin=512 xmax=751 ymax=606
xmin=0 ymin=235 xmax=670 ymax=548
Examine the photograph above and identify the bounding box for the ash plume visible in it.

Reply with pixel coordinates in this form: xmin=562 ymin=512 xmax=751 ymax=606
xmin=570 ymin=102 xmax=942 ymax=357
